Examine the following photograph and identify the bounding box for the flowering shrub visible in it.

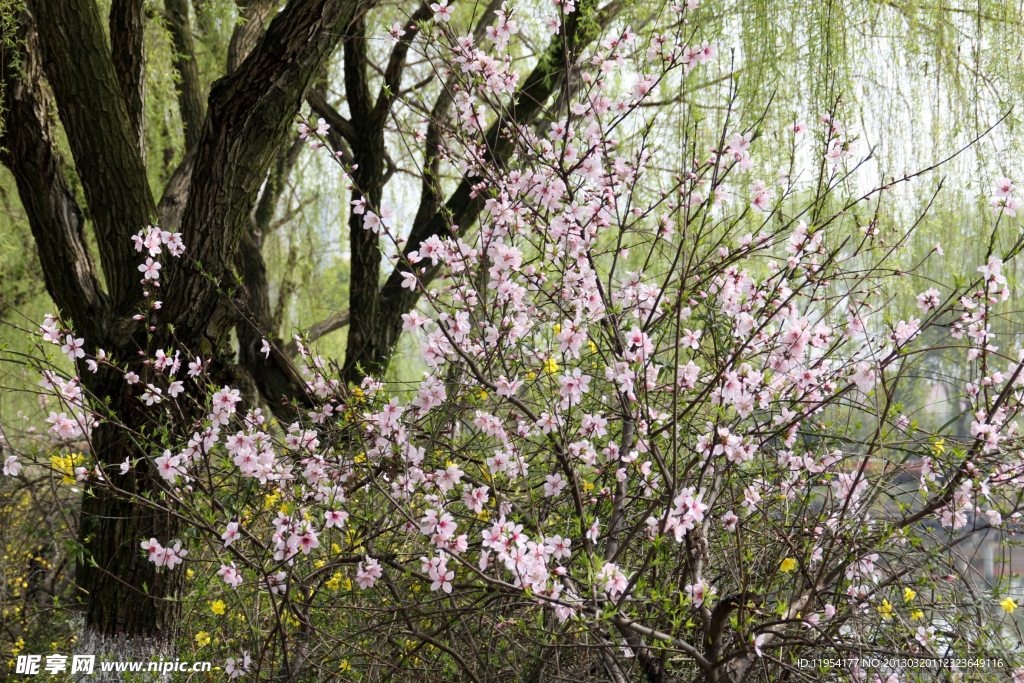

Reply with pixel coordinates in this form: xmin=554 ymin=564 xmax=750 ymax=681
xmin=4 ymin=1 xmax=1024 ymax=681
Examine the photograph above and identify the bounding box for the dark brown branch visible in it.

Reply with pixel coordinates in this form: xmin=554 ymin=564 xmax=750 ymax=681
xmin=307 ymin=87 xmax=356 ymax=158
xmin=253 ymin=135 xmax=304 ymax=235
xmin=284 ymin=310 xmax=350 ymax=357
xmin=227 ymin=0 xmax=276 ymax=74
xmin=0 ymin=10 xmax=108 ymax=339
xmin=163 ymin=0 xmax=358 ymax=345
xmin=340 ymin=15 xmax=386 ymax=383
xmin=234 ymin=231 xmax=312 ymax=421
xmin=109 ymin=0 xmax=146 ymax=159
xmin=371 ymin=2 xmax=432 ymax=123
xmin=156 ymin=147 xmax=194 ymax=231
xmin=29 ymin=0 xmax=157 ymax=311
xmin=164 ymin=0 xmax=205 ymax=151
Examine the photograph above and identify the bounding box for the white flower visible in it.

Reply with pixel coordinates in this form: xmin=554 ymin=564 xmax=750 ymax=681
xmin=61 ymin=336 xmax=85 ymax=362
xmin=430 ymin=0 xmax=453 ymax=21
xmin=3 ymin=455 xmax=22 ymax=476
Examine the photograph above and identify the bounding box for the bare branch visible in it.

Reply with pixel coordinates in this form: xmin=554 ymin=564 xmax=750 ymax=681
xmin=164 ymin=0 xmax=205 ymax=151
xmin=284 ymin=310 xmax=350 ymax=358
xmin=0 ymin=10 xmax=108 ymax=338
xmin=29 ymin=0 xmax=157 ymax=310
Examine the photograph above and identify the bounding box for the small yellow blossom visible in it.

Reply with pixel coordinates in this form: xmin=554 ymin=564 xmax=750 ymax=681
xmin=878 ymin=600 xmax=894 ymax=620
xmin=50 ymin=453 xmax=84 ymax=484
xmin=903 ymin=587 xmax=917 ymax=602
xmin=326 ymin=573 xmax=343 ymax=591
xmin=588 ymin=340 xmax=597 ymax=354
xmin=195 ymin=632 xmax=211 ymax=647
xmin=1000 ymin=597 xmax=1017 ymax=614
xmin=543 ymin=358 xmax=559 ymax=374
xmin=210 ymin=600 xmax=226 ymax=615
xmin=910 ymin=610 xmax=924 ymax=620
xmin=779 ymin=558 xmax=797 ymax=572
xmin=553 ymin=324 xmax=561 ymax=334
xmin=527 ymin=372 xmax=536 ymax=380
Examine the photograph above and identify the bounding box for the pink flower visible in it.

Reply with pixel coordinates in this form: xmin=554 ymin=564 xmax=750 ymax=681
xmin=543 ymin=473 xmax=567 ymax=497
xmin=558 ymin=368 xmax=591 ymax=405
xmin=994 ymin=177 xmax=1015 ymax=198
xmin=721 ymin=510 xmax=738 ymax=531
xmin=222 ymin=521 xmax=241 ymax=547
xmin=753 ymin=633 xmax=769 ymax=657
xmin=139 ymin=257 xmax=161 ymax=280
xmin=430 ymin=0 xmax=453 ymax=22
xmin=61 ymin=335 xmax=85 ymax=362
xmin=3 ymin=455 xmax=22 ymax=476
xmin=218 ymin=562 xmax=243 ymax=588
xmin=356 ymin=556 xmax=383 ymax=589
xmin=387 ymin=22 xmax=407 ymax=41
xmin=324 ymin=510 xmax=349 ymax=529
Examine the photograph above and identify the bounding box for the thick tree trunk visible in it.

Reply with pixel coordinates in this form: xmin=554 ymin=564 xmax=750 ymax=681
xmin=340 ymin=17 xmax=387 ymax=385
xmin=77 ymin=423 xmax=184 ymax=640
xmin=6 ymin=0 xmax=358 ymax=651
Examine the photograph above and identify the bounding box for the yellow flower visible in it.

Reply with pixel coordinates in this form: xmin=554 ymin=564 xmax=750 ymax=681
xmin=478 ymin=389 xmax=488 ymax=400
xmin=326 ymin=573 xmax=343 ymax=591
xmin=527 ymin=372 xmax=536 ymax=380
xmin=588 ymin=340 xmax=597 ymax=354
xmin=779 ymin=558 xmax=797 ymax=572
xmin=878 ymin=600 xmax=894 ymax=620
xmin=1000 ymin=597 xmax=1017 ymax=614
xmin=339 ymin=660 xmax=350 ymax=673
xmin=582 ymin=481 xmax=594 ymax=493
xmin=332 ymin=543 xmax=342 ymax=554
xmin=195 ymin=631 xmax=211 ymax=647
xmin=355 ymin=452 xmax=366 ymax=463
xmin=910 ymin=610 xmax=924 ymax=620
xmin=553 ymin=324 xmax=561 ymax=334
xmin=903 ymin=587 xmax=917 ymax=602
xmin=210 ymin=600 xmax=226 ymax=615
xmin=50 ymin=453 xmax=84 ymax=484
xmin=543 ymin=358 xmax=559 ymax=374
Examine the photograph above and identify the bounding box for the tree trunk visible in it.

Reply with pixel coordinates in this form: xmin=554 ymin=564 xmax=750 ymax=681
xmin=5 ymin=0 xmax=358 ymax=651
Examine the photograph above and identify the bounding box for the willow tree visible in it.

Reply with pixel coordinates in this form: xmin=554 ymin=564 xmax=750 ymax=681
xmin=0 ymin=0 xmax=361 ymax=652
xmin=0 ymin=0 xmax=627 ymax=654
